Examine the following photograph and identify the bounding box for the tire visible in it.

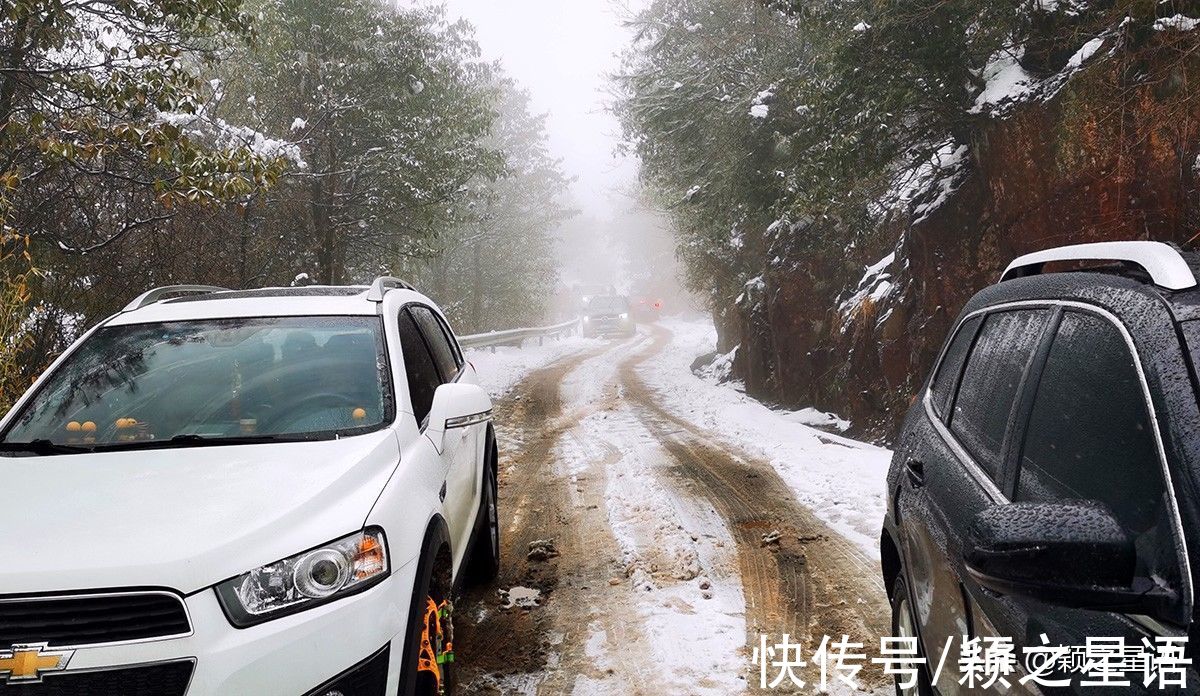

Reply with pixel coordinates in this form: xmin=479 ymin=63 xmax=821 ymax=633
xmin=465 ymin=440 xmax=500 ymax=584
xmin=399 ymin=530 xmax=455 ymax=696
xmin=890 ymin=574 xmax=933 ymax=696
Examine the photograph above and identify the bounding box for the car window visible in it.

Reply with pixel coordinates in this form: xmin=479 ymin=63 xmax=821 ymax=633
xmin=930 ymin=315 xmax=981 ymax=419
xmin=1015 ymin=311 xmax=1174 ymax=582
xmin=2 ymin=317 xmax=392 ymax=448
xmin=397 ymin=310 xmax=441 ymax=424
xmin=431 ymin=310 xmax=464 ymax=368
xmin=950 ymin=309 xmax=1049 ymax=480
xmin=409 ymin=306 xmax=460 ymax=382
xmin=586 ymin=296 xmax=629 ymax=314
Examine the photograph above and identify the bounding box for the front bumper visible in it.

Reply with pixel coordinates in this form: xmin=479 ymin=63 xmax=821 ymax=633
xmin=22 ymin=560 xmax=417 ymax=695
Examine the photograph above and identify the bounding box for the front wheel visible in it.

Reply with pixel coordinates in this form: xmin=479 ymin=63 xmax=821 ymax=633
xmin=400 ymin=539 xmax=455 ymax=696
xmin=890 ymin=574 xmax=933 ymax=696
xmin=415 ymin=593 xmax=454 ymax=695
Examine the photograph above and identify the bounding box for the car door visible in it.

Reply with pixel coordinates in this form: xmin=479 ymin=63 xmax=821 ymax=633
xmin=899 ymin=307 xmax=1052 ymax=694
xmin=407 ymin=305 xmax=478 ymax=557
xmin=989 ymin=308 xmax=1195 ymax=694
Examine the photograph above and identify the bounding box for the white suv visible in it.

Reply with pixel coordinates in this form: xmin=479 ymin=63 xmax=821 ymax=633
xmin=0 ymin=278 xmax=500 ymax=695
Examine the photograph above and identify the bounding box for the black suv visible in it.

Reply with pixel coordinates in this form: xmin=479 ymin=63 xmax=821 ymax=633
xmin=881 ymin=242 xmax=1200 ymax=694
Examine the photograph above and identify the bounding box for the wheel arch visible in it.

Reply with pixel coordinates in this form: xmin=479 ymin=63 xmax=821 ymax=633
xmin=397 ymin=516 xmax=454 ymax=696
xmin=880 ymin=527 xmax=902 ymax=601
xmin=485 ymin=422 xmax=498 ymax=476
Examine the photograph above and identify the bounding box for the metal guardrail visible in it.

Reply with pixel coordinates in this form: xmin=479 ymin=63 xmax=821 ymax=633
xmin=459 ymin=318 xmax=581 ymax=351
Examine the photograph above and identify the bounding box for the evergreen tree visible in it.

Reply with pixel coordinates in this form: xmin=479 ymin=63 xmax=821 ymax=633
xmin=414 ymin=79 xmax=574 ymax=332
xmin=0 ymin=0 xmax=289 ymax=405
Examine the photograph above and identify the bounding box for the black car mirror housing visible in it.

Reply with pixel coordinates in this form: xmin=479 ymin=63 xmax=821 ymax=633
xmin=964 ymin=502 xmax=1177 ymax=620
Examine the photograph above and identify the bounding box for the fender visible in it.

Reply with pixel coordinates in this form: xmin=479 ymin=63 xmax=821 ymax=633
xmin=365 ymin=424 xmax=445 ymax=570
xmin=454 ymin=427 xmax=498 ymax=596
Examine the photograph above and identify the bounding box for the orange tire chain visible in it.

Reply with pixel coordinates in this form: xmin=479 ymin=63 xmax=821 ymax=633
xmin=416 ymin=597 xmax=454 ymax=693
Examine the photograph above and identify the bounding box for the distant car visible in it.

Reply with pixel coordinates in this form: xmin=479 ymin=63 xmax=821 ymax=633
xmin=881 ymin=242 xmax=1200 ymax=694
xmin=0 ymin=278 xmax=499 ymax=695
xmin=582 ymin=295 xmax=636 ymax=337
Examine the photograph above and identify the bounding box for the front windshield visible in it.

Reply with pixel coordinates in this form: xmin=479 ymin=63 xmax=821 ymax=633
xmin=2 ymin=316 xmax=392 ymax=450
xmin=586 ymin=296 xmax=629 ymax=314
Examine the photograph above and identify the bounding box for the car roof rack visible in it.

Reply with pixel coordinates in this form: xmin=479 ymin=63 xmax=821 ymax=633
xmin=122 ymin=285 xmax=231 ymax=312
xmin=365 ymin=276 xmax=417 ymax=302
xmin=1000 ymin=241 xmax=1198 ymax=291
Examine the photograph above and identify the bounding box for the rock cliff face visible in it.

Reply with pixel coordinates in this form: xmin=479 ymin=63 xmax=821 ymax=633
xmin=732 ymin=33 xmax=1200 ymax=440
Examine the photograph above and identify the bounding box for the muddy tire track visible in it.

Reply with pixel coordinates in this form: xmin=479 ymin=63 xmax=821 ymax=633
xmin=456 ymin=347 xmax=599 ymax=691
xmin=617 ymin=325 xmax=891 ymax=690
xmin=457 ymin=341 xmax=665 ymax=695
xmin=458 ymin=326 xmax=892 ymax=694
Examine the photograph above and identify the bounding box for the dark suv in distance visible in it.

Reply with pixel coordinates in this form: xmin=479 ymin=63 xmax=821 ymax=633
xmin=881 ymin=242 xmax=1200 ymax=694
xmin=581 ymin=294 xmax=636 ymax=338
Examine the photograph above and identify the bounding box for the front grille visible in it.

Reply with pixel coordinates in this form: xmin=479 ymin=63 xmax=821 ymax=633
xmin=0 ymin=593 xmax=190 ymax=648
xmin=0 ymin=659 xmax=193 ymax=695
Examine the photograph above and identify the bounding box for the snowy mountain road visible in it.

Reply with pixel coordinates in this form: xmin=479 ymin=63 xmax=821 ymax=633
xmin=456 ymin=326 xmax=889 ymax=694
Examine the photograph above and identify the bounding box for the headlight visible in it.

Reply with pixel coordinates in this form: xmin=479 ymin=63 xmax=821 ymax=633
xmin=619 ymin=313 xmax=629 ymax=320
xmin=215 ymin=528 xmax=388 ymax=627
xmin=583 ymin=316 xmax=591 ymax=322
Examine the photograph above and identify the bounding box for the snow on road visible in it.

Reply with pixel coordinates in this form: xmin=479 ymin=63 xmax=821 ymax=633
xmin=466 ymin=334 xmax=593 ymax=396
xmin=640 ymin=317 xmax=892 ymax=558
xmin=459 ymin=317 xmax=892 ymax=695
xmin=564 ymin=338 xmax=747 ymax=694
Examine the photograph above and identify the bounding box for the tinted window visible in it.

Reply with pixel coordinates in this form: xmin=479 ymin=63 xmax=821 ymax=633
xmin=586 ymin=296 xmax=629 ymax=314
xmin=435 ymin=312 xmax=464 ymax=367
xmin=930 ymin=315 xmax=981 ymax=418
xmin=397 ymin=311 xmax=441 ymax=424
xmin=950 ymin=310 xmax=1049 ymax=479
xmin=1016 ymin=312 xmax=1170 ymax=579
xmin=409 ymin=306 xmax=460 ymax=381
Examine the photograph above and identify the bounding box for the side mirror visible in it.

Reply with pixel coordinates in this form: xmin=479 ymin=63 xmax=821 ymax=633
xmin=425 ymin=383 xmax=491 ymax=453
xmin=964 ymin=502 xmax=1175 ymax=618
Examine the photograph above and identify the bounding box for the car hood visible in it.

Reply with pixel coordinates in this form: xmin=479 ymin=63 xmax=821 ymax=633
xmin=0 ymin=431 xmax=400 ymax=595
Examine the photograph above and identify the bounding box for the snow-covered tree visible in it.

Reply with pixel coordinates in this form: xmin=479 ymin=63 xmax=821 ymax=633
xmin=220 ymin=0 xmax=504 ymax=284
xmin=411 ymin=79 xmax=575 ymax=332
xmin=614 ymin=0 xmax=807 ymax=331
xmin=0 ymin=0 xmax=290 ymax=406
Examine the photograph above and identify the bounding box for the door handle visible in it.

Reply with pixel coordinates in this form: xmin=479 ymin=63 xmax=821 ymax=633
xmin=905 ymin=458 xmax=926 ymax=488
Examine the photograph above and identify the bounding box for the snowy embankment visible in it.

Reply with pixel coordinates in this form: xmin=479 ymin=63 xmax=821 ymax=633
xmin=465 ymin=335 xmax=592 ymax=397
xmin=644 ymin=318 xmax=893 ymax=558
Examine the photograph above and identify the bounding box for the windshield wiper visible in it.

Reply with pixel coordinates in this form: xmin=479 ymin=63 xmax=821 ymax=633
xmin=90 ymin=433 xmax=317 ymax=452
xmin=165 ymin=434 xmax=315 ymax=447
xmin=0 ymin=439 xmax=93 ymax=456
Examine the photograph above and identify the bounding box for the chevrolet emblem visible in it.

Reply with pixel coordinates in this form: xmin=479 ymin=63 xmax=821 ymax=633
xmin=0 ymin=643 xmax=74 ymax=683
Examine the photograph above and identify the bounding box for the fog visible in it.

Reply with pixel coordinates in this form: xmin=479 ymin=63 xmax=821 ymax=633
xmin=403 ymin=0 xmax=688 ymax=306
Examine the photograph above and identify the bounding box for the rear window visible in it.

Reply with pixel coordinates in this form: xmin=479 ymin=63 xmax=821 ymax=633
xmin=586 ymin=296 xmax=629 ymax=314
xmin=950 ymin=309 xmax=1050 ymax=480
xmin=929 ymin=315 xmax=981 ymax=418
xmin=409 ymin=305 xmax=461 ymax=381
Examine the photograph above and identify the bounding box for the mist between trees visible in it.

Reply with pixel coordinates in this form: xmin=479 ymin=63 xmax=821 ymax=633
xmin=0 ymin=0 xmax=572 ymax=410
